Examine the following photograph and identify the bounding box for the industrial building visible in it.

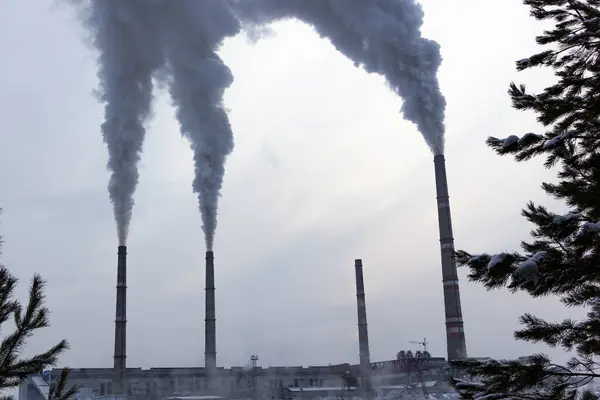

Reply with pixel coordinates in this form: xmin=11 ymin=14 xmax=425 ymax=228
xmin=19 ymin=352 xmax=451 ymax=399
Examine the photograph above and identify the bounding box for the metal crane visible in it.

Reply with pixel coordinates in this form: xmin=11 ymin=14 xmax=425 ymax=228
xmin=408 ymin=338 xmax=430 ymax=399
xmin=408 ymin=337 xmax=428 ymax=353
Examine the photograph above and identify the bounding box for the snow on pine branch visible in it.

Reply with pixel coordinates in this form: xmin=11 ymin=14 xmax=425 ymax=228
xmin=545 ymin=210 xmax=600 ymax=241
xmin=487 ymin=130 xmax=580 ymax=155
xmin=487 ymin=133 xmax=544 ymax=153
xmin=456 ymin=204 xmax=600 ymax=295
xmin=525 ymin=204 xmax=600 ymax=242
xmin=513 ymin=251 xmax=547 ymax=285
xmin=543 ymin=130 xmax=580 ymax=149
xmin=455 ymin=249 xmax=548 ymax=290
xmin=551 ymin=212 xmax=581 ymax=224
xmin=576 ymin=222 xmax=600 ymax=239
xmin=452 ymin=354 xmax=600 ymax=400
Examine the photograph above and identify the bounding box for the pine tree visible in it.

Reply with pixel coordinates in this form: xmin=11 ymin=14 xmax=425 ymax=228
xmin=450 ymin=1 xmax=600 ymax=399
xmin=0 ymin=209 xmax=78 ymax=400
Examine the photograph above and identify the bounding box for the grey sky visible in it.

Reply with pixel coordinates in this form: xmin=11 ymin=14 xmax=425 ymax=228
xmin=0 ymin=0 xmax=584 ymax=370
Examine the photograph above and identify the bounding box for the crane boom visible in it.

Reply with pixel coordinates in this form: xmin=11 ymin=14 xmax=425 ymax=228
xmin=408 ymin=337 xmax=428 ymax=353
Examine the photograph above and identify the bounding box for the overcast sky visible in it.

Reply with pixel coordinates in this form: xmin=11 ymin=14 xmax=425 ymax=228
xmin=0 ymin=0 xmax=584 ymax=370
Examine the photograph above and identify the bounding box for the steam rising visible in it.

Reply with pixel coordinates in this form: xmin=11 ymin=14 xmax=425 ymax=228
xmin=73 ymin=0 xmax=445 ymax=249
xmin=227 ymin=0 xmax=447 ymax=155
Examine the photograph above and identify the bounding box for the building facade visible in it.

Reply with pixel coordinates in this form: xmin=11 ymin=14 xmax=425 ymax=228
xmin=24 ymin=353 xmax=448 ymax=400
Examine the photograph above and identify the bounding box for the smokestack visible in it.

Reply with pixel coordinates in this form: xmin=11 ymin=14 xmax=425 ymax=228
xmin=113 ymin=245 xmax=127 ymax=391
xmin=205 ymin=251 xmax=217 ymax=382
xmin=433 ymin=155 xmax=467 ymax=361
xmin=354 ymin=259 xmax=373 ymax=397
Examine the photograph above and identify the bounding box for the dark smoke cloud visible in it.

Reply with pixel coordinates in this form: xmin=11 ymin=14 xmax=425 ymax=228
xmin=159 ymin=1 xmax=240 ymax=250
xmin=72 ymin=0 xmax=239 ymax=249
xmin=227 ymin=0 xmax=446 ymax=155
xmin=76 ymin=0 xmax=164 ymax=246
xmin=72 ymin=0 xmax=445 ymax=249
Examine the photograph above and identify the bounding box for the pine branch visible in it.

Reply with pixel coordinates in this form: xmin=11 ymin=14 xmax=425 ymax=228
xmin=0 ymin=268 xmax=19 ymax=327
xmin=0 ymin=262 xmax=70 ymax=391
xmin=0 ymin=274 xmax=50 ymax=376
xmin=451 ymin=354 xmax=598 ymax=399
xmin=8 ymin=340 xmax=68 ymax=379
xmin=48 ymin=367 xmax=79 ymax=400
xmin=514 ymin=314 xmax=587 ymax=350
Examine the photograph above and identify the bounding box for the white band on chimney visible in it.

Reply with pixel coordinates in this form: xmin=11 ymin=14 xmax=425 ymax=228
xmin=446 ymin=317 xmax=463 ymax=323
xmin=447 ymin=326 xmax=464 ymax=333
xmin=441 ymin=243 xmax=454 ymax=249
xmin=438 ymin=202 xmax=449 ymax=208
xmin=115 ymin=317 xmax=126 ymax=322
xmin=443 ymin=280 xmax=459 ymax=287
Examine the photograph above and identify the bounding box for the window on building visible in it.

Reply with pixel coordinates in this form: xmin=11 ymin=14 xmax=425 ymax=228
xmin=309 ymin=379 xmax=313 ymax=386
xmin=278 ymin=379 xmax=283 ymax=387
xmin=99 ymin=383 xmax=105 ymax=396
xmin=294 ymin=379 xmax=298 ymax=387
xmin=107 ymin=382 xmax=112 ymax=394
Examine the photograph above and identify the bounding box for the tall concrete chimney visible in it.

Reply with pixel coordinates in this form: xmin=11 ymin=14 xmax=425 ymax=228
xmin=113 ymin=245 xmax=127 ymax=391
xmin=433 ymin=155 xmax=467 ymax=361
xmin=354 ymin=259 xmax=373 ymax=397
xmin=205 ymin=251 xmax=217 ymax=382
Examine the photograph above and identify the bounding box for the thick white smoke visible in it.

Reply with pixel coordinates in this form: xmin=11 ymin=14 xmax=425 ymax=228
xmin=227 ymin=0 xmax=446 ymax=155
xmin=72 ymin=0 xmax=239 ymax=249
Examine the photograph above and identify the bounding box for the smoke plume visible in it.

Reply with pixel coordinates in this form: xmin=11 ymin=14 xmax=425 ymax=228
xmin=73 ymin=0 xmax=163 ymax=245
xmin=72 ymin=0 xmax=239 ymax=249
xmin=227 ymin=0 xmax=446 ymax=155
xmin=73 ymin=0 xmax=445 ymax=249
xmin=159 ymin=1 xmax=240 ymax=250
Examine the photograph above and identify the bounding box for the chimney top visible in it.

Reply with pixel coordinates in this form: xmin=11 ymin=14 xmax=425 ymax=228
xmin=118 ymin=245 xmax=127 ymax=254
